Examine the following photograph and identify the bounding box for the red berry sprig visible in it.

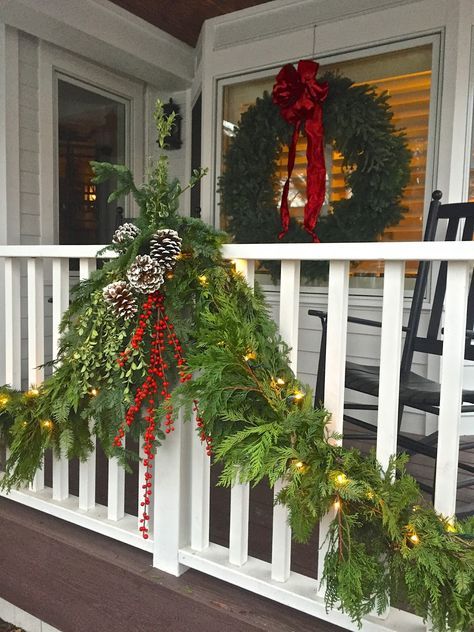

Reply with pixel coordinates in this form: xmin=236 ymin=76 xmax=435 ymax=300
xmin=114 ymin=291 xmax=192 ymax=539
xmin=193 ymin=400 xmax=212 ymax=456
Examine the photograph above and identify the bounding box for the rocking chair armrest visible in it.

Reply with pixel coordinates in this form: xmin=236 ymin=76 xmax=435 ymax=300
xmin=308 ymin=309 xmax=409 ymax=332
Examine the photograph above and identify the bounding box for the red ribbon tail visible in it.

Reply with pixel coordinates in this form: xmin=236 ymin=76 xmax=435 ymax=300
xmin=304 ymin=114 xmax=326 ymax=242
xmin=278 ymin=123 xmax=300 ymax=240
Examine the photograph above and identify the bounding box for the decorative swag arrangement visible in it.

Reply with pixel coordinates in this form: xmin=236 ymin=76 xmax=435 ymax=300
xmin=0 ymin=95 xmax=472 ymax=630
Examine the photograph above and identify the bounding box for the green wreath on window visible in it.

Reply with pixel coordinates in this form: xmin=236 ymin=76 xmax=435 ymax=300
xmin=219 ymin=72 xmax=412 ymax=279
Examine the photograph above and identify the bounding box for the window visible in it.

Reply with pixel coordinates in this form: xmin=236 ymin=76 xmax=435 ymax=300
xmin=220 ymin=44 xmax=433 ymax=283
xmin=57 ymin=79 xmax=127 ymax=245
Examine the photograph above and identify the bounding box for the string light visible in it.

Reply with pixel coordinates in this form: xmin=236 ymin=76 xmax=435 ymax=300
xmin=25 ymin=388 xmax=39 ymax=398
xmin=335 ymin=473 xmax=349 ymax=486
xmin=166 ymin=272 xmax=174 ymax=280
xmin=0 ymin=394 xmax=9 ymax=407
xmin=40 ymin=419 xmax=53 ymax=430
xmin=243 ymin=351 xmax=257 ymax=362
xmin=198 ymin=274 xmax=208 ymax=286
xmin=89 ymin=388 xmax=99 ymax=397
xmin=276 ymin=377 xmax=285 ymax=386
xmin=409 ymin=533 xmax=420 ymax=545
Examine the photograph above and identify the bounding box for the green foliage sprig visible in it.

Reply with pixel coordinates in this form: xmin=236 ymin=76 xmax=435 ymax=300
xmin=219 ymin=73 xmax=412 ymax=279
xmin=0 ymin=99 xmax=472 ymax=632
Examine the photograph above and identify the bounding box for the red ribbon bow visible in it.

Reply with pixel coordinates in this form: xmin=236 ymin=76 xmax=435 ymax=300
xmin=272 ymin=59 xmax=328 ymax=241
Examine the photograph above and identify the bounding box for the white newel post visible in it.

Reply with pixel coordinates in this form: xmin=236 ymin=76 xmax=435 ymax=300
xmin=153 ymin=409 xmax=193 ymax=575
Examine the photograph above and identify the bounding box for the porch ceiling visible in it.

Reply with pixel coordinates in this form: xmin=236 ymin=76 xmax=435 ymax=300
xmin=108 ymin=0 xmax=274 ymax=46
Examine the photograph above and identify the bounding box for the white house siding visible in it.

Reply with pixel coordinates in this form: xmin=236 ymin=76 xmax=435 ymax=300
xmin=18 ymin=31 xmax=40 ymax=246
xmin=145 ymin=87 xmax=191 ymax=216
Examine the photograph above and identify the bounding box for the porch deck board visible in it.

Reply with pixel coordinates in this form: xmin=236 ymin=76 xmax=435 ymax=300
xmin=0 ymin=497 xmax=344 ymax=632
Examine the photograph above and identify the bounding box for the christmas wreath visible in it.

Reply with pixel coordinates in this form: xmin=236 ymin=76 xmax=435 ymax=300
xmin=0 ymin=103 xmax=473 ymax=631
xmin=219 ymin=70 xmax=412 ymax=278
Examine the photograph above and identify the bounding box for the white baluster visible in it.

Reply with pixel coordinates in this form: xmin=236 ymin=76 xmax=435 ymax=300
xmin=153 ymin=410 xmax=192 ymax=575
xmin=228 ymin=258 xmax=255 ymax=567
xmin=434 ymin=261 xmax=471 ymax=518
xmin=78 ymin=259 xmax=97 ymax=510
xmin=4 ymin=257 xmax=21 ymax=389
xmin=27 ymin=258 xmax=45 ymax=492
xmin=79 ymin=421 xmax=96 ymax=512
xmin=51 ymin=258 xmax=70 ymax=501
xmin=107 ymin=456 xmax=125 ymax=521
xmin=271 ymin=260 xmax=300 ymax=582
xmin=191 ymin=412 xmax=210 ymax=552
xmin=376 ymin=261 xmax=405 ymax=470
xmin=376 ymin=260 xmax=405 ymax=620
xmin=318 ymin=260 xmax=349 ymax=587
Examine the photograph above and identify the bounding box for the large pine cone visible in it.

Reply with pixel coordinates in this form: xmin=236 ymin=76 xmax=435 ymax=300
xmin=112 ymin=222 xmax=140 ymax=247
xmin=127 ymin=255 xmax=164 ymax=294
xmin=150 ymin=229 xmax=182 ymax=270
xmin=103 ymin=281 xmax=138 ymax=319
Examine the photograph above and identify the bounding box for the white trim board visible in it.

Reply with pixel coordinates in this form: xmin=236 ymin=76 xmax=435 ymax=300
xmin=0 ymin=0 xmax=193 ymax=90
xmin=38 ymin=41 xmax=145 ymax=243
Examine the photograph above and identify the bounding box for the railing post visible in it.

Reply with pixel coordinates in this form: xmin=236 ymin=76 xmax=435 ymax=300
xmin=153 ymin=409 xmax=192 ymax=576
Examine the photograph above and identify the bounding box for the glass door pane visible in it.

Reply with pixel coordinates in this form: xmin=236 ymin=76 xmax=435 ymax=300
xmin=58 ymin=79 xmax=126 ymax=245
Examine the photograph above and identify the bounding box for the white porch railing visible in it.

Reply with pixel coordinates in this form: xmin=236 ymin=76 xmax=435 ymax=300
xmin=1 ymin=241 xmax=473 ymax=632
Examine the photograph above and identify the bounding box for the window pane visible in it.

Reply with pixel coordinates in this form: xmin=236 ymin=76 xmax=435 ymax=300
xmin=58 ymin=80 xmax=126 ymax=245
xmin=221 ymin=45 xmax=432 ymax=282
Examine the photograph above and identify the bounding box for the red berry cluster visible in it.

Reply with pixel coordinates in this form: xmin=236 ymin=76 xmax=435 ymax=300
xmin=113 ymin=291 xmax=191 ymax=539
xmin=193 ymin=400 xmax=212 ymax=456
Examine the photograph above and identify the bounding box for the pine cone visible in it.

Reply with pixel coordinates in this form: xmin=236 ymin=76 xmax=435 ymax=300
xmin=112 ymin=222 xmax=140 ymax=247
xmin=127 ymin=255 xmax=164 ymax=294
xmin=103 ymin=281 xmax=138 ymax=319
xmin=150 ymin=229 xmax=182 ymax=270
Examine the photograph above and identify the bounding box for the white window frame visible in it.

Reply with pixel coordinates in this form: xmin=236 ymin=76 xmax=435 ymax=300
xmin=38 ymin=41 xmax=144 ymax=244
xmin=214 ymin=33 xmax=442 ymax=303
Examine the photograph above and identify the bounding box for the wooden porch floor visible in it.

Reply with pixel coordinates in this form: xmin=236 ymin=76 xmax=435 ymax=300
xmin=0 ymin=497 xmax=344 ymax=632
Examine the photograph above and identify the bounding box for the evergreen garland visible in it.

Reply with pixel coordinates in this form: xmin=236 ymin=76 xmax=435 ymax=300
xmin=219 ymin=72 xmax=412 ymax=279
xmin=0 ymin=102 xmax=472 ymax=631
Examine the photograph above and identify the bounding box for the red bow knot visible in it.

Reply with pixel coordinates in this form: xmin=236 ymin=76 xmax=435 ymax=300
xmin=272 ymin=60 xmax=328 ymax=241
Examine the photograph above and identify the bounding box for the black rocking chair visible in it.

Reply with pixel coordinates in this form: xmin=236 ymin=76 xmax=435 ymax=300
xmin=309 ymin=190 xmax=474 ymax=496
